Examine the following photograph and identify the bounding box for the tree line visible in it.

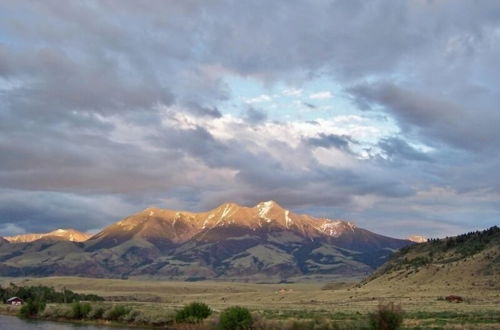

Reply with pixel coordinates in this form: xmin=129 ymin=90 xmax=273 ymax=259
xmin=0 ymin=283 xmax=104 ymax=304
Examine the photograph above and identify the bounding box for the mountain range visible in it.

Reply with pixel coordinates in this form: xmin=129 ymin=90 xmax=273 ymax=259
xmin=0 ymin=201 xmax=411 ymax=280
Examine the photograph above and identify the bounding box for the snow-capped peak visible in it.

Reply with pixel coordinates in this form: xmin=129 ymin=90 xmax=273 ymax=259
xmin=256 ymin=200 xmax=283 ymax=222
xmin=257 ymin=201 xmax=274 ymax=216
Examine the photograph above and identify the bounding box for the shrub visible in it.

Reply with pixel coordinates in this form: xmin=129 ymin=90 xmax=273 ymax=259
xmin=218 ymin=306 xmax=253 ymax=330
xmin=175 ymin=302 xmax=212 ymax=323
xmin=19 ymin=298 xmax=46 ymax=318
xmin=135 ymin=310 xmax=175 ymax=326
xmin=71 ymin=302 xmax=92 ymax=319
xmin=43 ymin=305 xmax=72 ymax=319
xmin=103 ymin=305 xmax=131 ymax=321
xmin=122 ymin=309 xmax=140 ymax=323
xmin=87 ymin=305 xmax=106 ymax=319
xmin=81 ymin=303 xmax=92 ymax=318
xmin=369 ymin=302 xmax=404 ymax=330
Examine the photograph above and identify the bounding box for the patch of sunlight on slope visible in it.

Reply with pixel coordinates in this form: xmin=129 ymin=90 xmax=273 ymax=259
xmin=267 ymin=231 xmax=304 ymax=244
xmin=231 ymin=244 xmax=293 ymax=268
xmin=312 ymin=244 xmax=359 ymax=257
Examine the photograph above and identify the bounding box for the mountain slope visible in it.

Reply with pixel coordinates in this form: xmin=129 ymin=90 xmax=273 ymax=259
xmin=360 ymin=226 xmax=500 ymax=289
xmin=0 ymin=201 xmax=411 ymax=279
xmin=4 ymin=229 xmax=91 ymax=243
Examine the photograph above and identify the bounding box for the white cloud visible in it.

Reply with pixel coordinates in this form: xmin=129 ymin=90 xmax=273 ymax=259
xmin=309 ymin=91 xmax=333 ymax=100
xmin=313 ymin=147 xmax=358 ymax=168
xmin=243 ymin=94 xmax=273 ymax=104
xmin=282 ymin=88 xmax=303 ymax=97
xmin=160 ymin=110 xmax=386 ymax=159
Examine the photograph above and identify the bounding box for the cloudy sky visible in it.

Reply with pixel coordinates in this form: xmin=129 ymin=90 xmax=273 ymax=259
xmin=1 ymin=0 xmax=499 ymax=239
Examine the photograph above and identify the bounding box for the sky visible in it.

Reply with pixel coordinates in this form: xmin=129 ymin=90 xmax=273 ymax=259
xmin=1 ymin=0 xmax=499 ymax=239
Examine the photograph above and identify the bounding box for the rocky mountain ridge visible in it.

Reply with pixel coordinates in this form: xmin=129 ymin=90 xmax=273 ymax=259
xmin=4 ymin=229 xmax=91 ymax=243
xmin=0 ymin=201 xmax=411 ymax=280
xmin=87 ymin=201 xmax=360 ymax=248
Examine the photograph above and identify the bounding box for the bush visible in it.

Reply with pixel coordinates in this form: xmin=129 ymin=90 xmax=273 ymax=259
xmin=19 ymin=298 xmax=46 ymax=318
xmin=369 ymin=303 xmax=404 ymax=330
xmin=134 ymin=310 xmax=175 ymax=326
xmin=44 ymin=305 xmax=72 ymax=319
xmin=103 ymin=305 xmax=131 ymax=321
xmin=87 ymin=305 xmax=106 ymax=320
xmin=71 ymin=302 xmax=92 ymax=319
xmin=218 ymin=306 xmax=253 ymax=330
xmin=122 ymin=309 xmax=140 ymax=323
xmin=175 ymin=302 xmax=212 ymax=323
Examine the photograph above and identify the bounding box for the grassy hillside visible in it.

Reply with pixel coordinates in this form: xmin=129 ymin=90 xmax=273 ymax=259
xmin=361 ymin=226 xmax=500 ymax=290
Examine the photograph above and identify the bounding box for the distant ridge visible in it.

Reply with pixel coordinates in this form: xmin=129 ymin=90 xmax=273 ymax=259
xmin=361 ymin=226 xmax=500 ymax=289
xmin=4 ymin=228 xmax=91 ymax=243
xmin=0 ymin=201 xmax=411 ymax=279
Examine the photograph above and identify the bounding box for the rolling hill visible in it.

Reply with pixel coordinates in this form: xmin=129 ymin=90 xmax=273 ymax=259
xmin=360 ymin=226 xmax=500 ymax=290
xmin=0 ymin=201 xmax=411 ymax=280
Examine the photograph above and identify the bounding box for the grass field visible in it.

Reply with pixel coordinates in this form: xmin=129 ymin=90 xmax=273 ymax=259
xmin=1 ymin=276 xmax=499 ymax=328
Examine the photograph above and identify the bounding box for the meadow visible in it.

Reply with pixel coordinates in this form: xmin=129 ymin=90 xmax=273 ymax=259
xmin=1 ymin=276 xmax=498 ymax=329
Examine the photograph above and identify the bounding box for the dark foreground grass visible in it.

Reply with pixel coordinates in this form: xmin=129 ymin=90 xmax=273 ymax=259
xmin=260 ymin=308 xmax=500 ymax=329
xmin=2 ymin=301 xmax=500 ymax=329
xmin=407 ymin=310 xmax=500 ymax=326
xmin=261 ymin=309 xmax=365 ymax=321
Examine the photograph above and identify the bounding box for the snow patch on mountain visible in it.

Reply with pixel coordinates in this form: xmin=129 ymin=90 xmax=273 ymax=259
xmin=285 ymin=210 xmax=293 ymax=228
xmin=257 ymin=201 xmax=274 ymax=222
xmin=319 ymin=221 xmax=344 ymax=237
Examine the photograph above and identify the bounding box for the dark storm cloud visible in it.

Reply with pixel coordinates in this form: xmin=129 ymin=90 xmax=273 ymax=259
xmin=305 ymin=133 xmax=353 ymax=151
xmin=152 ymin=125 xmax=306 ymax=189
xmin=0 ymin=120 xmax=189 ymax=194
xmin=183 ymin=103 xmax=223 ymax=118
xmin=316 ymin=166 xmax=415 ymax=199
xmin=0 ymin=0 xmax=499 ymax=237
xmin=2 ymin=47 xmax=174 ymax=119
xmin=348 ymin=82 xmax=500 ymax=151
xmin=244 ymin=107 xmax=267 ymax=124
xmin=377 ymin=137 xmax=432 ymax=163
xmin=0 ymin=190 xmax=118 ymax=233
xmin=302 ymin=102 xmax=317 ymax=109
